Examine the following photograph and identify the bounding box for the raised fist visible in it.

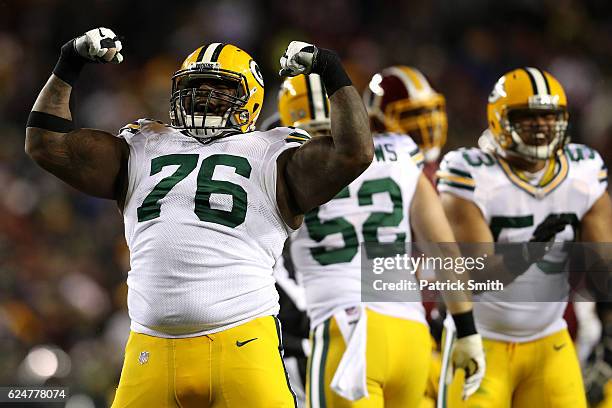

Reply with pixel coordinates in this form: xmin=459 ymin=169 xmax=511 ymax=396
xmin=279 ymin=41 xmax=318 ymax=77
xmin=74 ymin=27 xmax=123 ymax=64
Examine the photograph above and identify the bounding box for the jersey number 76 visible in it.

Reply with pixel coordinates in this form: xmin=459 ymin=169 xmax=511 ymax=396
xmin=137 ymin=154 xmax=251 ymax=228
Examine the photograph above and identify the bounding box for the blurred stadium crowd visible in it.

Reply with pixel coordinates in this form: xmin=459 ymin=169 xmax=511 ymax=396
xmin=2 ymin=0 xmax=612 ymax=406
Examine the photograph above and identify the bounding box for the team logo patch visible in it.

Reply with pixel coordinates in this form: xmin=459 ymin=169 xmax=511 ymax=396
xmin=250 ymin=60 xmax=264 ymax=87
xmin=138 ymin=351 xmax=149 ymax=365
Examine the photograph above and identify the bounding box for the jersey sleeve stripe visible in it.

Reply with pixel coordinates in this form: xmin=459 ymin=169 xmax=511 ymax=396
xmin=411 ymin=152 xmax=425 ymax=166
xmin=446 ymin=167 xmax=473 ymax=179
xmin=119 ymin=122 xmax=141 ymax=134
xmin=285 ymin=135 xmax=309 ymax=144
xmin=599 ymin=168 xmax=608 ymax=182
xmin=409 ymin=146 xmax=421 ymax=157
xmin=436 ymin=171 xmax=476 ymax=187
xmin=437 ymin=179 xmax=475 ymax=191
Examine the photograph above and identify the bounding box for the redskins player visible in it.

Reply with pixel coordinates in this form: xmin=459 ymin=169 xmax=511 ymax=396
xmin=438 ymin=67 xmax=612 ymax=407
xmin=362 ymin=66 xmax=447 ymax=182
xmin=363 ymin=66 xmax=450 ymax=407
xmin=279 ymin=73 xmax=485 ymax=407
xmin=25 ymin=28 xmax=374 ymax=407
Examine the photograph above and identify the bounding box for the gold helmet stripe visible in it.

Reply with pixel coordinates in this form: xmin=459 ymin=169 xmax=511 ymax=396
xmin=525 ymin=67 xmax=550 ymax=96
xmin=405 ymin=67 xmax=434 ymax=95
xmin=388 ymin=66 xmax=435 ymax=100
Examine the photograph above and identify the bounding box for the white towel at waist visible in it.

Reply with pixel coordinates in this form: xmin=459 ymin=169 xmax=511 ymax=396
xmin=330 ymin=305 xmax=369 ymax=401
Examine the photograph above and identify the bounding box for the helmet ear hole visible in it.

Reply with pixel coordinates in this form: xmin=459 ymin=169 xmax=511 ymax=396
xmin=253 ymin=103 xmax=259 ymax=112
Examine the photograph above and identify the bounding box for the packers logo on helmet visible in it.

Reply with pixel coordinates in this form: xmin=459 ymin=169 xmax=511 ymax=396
xmin=485 ymin=67 xmax=569 ymax=160
xmin=278 ymin=74 xmax=330 ymax=136
xmin=169 ymin=43 xmax=264 ymax=139
xmin=363 ymin=66 xmax=447 ymax=162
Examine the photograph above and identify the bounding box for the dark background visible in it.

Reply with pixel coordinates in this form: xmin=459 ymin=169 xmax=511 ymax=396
xmin=1 ymin=0 xmax=612 ymax=406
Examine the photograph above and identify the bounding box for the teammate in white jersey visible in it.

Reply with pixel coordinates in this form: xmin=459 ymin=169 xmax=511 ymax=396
xmin=25 ymin=28 xmax=374 ymax=407
xmin=438 ymin=67 xmax=612 ymax=407
xmin=279 ymin=72 xmax=485 ymax=407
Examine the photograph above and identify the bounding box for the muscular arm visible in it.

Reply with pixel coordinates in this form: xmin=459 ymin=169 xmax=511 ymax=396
xmin=25 ymin=74 xmax=129 ymax=203
xmin=439 ymin=191 xmax=494 ymax=244
xmin=411 ymin=174 xmax=472 ymax=314
xmin=580 ymin=192 xmax=612 ymax=242
xmin=278 ymin=86 xmax=373 ymax=226
xmin=579 ymin=192 xmax=612 ymax=302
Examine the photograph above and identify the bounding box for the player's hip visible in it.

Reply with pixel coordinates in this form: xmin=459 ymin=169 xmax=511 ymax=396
xmin=307 ymin=308 xmax=431 ymax=407
xmin=112 ymin=315 xmax=297 ymax=407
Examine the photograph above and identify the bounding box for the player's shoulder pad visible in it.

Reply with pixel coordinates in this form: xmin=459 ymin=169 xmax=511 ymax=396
xmin=118 ymin=119 xmax=143 ymax=136
xmin=564 ymin=143 xmax=607 ymax=184
xmin=257 ymin=126 xmax=311 ymax=145
xmin=437 ymin=147 xmax=487 ymax=192
xmin=118 ymin=118 xmax=169 ymax=138
xmin=284 ymin=126 xmax=311 ymax=145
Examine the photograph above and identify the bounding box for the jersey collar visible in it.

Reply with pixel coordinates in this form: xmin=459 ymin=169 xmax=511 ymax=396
xmin=497 ymin=151 xmax=569 ymax=199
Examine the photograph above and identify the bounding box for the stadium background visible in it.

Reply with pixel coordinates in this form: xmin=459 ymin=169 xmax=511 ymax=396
xmin=1 ymin=0 xmax=612 ymax=406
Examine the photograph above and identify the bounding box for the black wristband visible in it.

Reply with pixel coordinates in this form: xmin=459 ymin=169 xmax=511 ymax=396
xmin=452 ymin=310 xmax=478 ymax=338
xmin=53 ymin=39 xmax=86 ymax=86
xmin=27 ymin=111 xmax=74 ymax=133
xmin=311 ymin=48 xmax=352 ymax=97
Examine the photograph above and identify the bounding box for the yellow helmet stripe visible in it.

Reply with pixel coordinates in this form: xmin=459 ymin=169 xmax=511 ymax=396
xmin=403 ymin=67 xmax=424 ymax=91
xmin=390 ymin=66 xmax=434 ymax=100
xmin=525 ymin=67 xmax=550 ymax=96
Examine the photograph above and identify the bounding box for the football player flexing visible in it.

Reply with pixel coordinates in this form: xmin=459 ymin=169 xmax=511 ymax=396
xmin=25 ymin=28 xmax=374 ymax=408
xmin=437 ymin=68 xmax=612 ymax=407
xmin=279 ymin=73 xmax=485 ymax=408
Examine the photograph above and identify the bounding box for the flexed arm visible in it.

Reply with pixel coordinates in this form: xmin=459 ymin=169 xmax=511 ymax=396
xmin=276 ymin=42 xmax=374 ymax=224
xmin=25 ymin=28 xmax=129 ymax=203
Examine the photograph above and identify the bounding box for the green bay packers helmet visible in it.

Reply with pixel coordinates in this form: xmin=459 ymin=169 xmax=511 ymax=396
xmin=485 ymin=67 xmax=569 ymax=160
xmin=363 ymin=66 xmax=447 ymax=162
xmin=278 ymin=74 xmax=330 ymax=136
xmin=170 ymin=43 xmax=265 ymax=139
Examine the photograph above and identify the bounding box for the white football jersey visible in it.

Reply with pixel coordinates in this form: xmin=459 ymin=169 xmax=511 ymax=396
xmin=119 ymin=119 xmax=308 ymax=337
xmin=438 ymin=143 xmax=608 ymax=342
xmin=290 ymin=133 xmax=427 ymax=328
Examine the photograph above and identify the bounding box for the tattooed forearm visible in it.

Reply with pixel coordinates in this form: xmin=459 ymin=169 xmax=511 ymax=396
xmin=32 ymin=75 xmax=73 ymax=119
